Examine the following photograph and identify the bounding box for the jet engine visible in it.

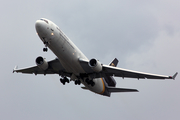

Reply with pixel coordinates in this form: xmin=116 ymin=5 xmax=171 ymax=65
xmin=35 ymin=56 xmax=48 ymax=70
xmin=88 ymin=58 xmax=102 ymax=72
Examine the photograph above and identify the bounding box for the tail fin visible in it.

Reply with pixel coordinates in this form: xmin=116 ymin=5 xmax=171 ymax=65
xmin=104 ymin=58 xmax=119 ymax=87
xmin=109 ymin=58 xmax=118 ymax=67
xmin=107 ymin=58 xmax=138 ymax=93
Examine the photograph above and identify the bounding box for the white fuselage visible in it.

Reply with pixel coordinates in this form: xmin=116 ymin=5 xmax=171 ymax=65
xmin=35 ymin=18 xmax=105 ymax=95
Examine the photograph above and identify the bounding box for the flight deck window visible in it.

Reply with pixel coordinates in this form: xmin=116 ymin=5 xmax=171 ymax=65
xmin=44 ymin=20 xmax=48 ymax=24
xmin=40 ymin=19 xmax=48 ymax=24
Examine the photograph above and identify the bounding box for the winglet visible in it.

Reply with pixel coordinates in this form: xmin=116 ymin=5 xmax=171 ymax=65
xmin=169 ymin=72 xmax=178 ymax=80
xmin=13 ymin=65 xmax=18 ymax=73
xmin=172 ymin=72 xmax=178 ymax=80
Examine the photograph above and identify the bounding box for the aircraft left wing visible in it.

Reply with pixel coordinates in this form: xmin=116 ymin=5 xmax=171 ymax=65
xmin=13 ymin=58 xmax=71 ymax=77
xmin=79 ymin=58 xmax=178 ymax=80
xmin=102 ymin=65 xmax=177 ymax=80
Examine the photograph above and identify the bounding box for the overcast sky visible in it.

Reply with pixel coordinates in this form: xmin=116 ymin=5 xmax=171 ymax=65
xmin=1 ymin=0 xmax=180 ymax=120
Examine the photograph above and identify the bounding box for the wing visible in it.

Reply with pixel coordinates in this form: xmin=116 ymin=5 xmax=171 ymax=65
xmin=103 ymin=65 xmax=177 ymax=79
xmin=13 ymin=58 xmax=71 ymax=77
xmin=79 ymin=58 xmax=178 ymax=80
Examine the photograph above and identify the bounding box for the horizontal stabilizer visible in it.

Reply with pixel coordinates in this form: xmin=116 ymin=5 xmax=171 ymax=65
xmin=108 ymin=87 xmax=138 ymax=92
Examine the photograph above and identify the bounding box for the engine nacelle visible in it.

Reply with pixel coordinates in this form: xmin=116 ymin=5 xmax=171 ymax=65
xmin=88 ymin=58 xmax=102 ymax=72
xmin=35 ymin=56 xmax=48 ymax=70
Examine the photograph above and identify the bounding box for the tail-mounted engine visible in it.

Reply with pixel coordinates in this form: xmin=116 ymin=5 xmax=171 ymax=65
xmin=35 ymin=56 xmax=48 ymax=70
xmin=88 ymin=58 xmax=102 ymax=72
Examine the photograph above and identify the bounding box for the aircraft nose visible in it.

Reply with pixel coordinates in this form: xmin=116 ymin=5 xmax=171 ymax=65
xmin=35 ymin=20 xmax=46 ymax=33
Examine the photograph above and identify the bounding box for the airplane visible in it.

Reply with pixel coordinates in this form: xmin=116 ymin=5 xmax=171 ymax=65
xmin=13 ymin=18 xmax=178 ymax=97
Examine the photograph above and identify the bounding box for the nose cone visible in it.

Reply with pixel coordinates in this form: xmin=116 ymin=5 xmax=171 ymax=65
xmin=35 ymin=20 xmax=49 ymax=38
xmin=35 ymin=20 xmax=46 ymax=33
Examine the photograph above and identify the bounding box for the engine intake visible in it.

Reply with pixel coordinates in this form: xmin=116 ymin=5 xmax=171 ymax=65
xmin=88 ymin=59 xmax=102 ymax=72
xmin=35 ymin=56 xmax=48 ymax=70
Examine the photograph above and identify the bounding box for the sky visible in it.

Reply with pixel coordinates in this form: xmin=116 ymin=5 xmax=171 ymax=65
xmin=1 ymin=0 xmax=180 ymax=120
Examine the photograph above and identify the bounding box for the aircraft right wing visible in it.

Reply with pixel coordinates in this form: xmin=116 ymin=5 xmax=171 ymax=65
xmin=13 ymin=58 xmax=71 ymax=77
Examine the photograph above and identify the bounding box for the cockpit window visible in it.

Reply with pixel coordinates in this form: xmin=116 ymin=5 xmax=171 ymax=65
xmin=40 ymin=19 xmax=49 ymax=24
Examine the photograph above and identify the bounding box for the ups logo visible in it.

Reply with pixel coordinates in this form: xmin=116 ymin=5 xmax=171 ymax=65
xmin=111 ymin=63 xmax=115 ymax=67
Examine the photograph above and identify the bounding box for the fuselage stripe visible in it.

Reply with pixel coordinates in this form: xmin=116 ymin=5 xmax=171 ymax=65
xmin=99 ymin=78 xmax=105 ymax=94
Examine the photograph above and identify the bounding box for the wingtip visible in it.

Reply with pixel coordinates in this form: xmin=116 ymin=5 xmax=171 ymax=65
xmin=169 ymin=72 xmax=178 ymax=80
xmin=13 ymin=65 xmax=18 ymax=73
xmin=136 ymin=89 xmax=139 ymax=92
xmin=172 ymin=72 xmax=178 ymax=80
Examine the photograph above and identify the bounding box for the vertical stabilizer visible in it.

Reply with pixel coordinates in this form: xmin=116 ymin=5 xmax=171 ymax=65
xmin=109 ymin=58 xmax=118 ymax=67
xmin=104 ymin=58 xmax=119 ymax=87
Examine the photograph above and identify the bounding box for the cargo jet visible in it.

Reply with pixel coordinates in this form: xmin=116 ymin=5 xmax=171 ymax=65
xmin=13 ymin=18 xmax=178 ymax=97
